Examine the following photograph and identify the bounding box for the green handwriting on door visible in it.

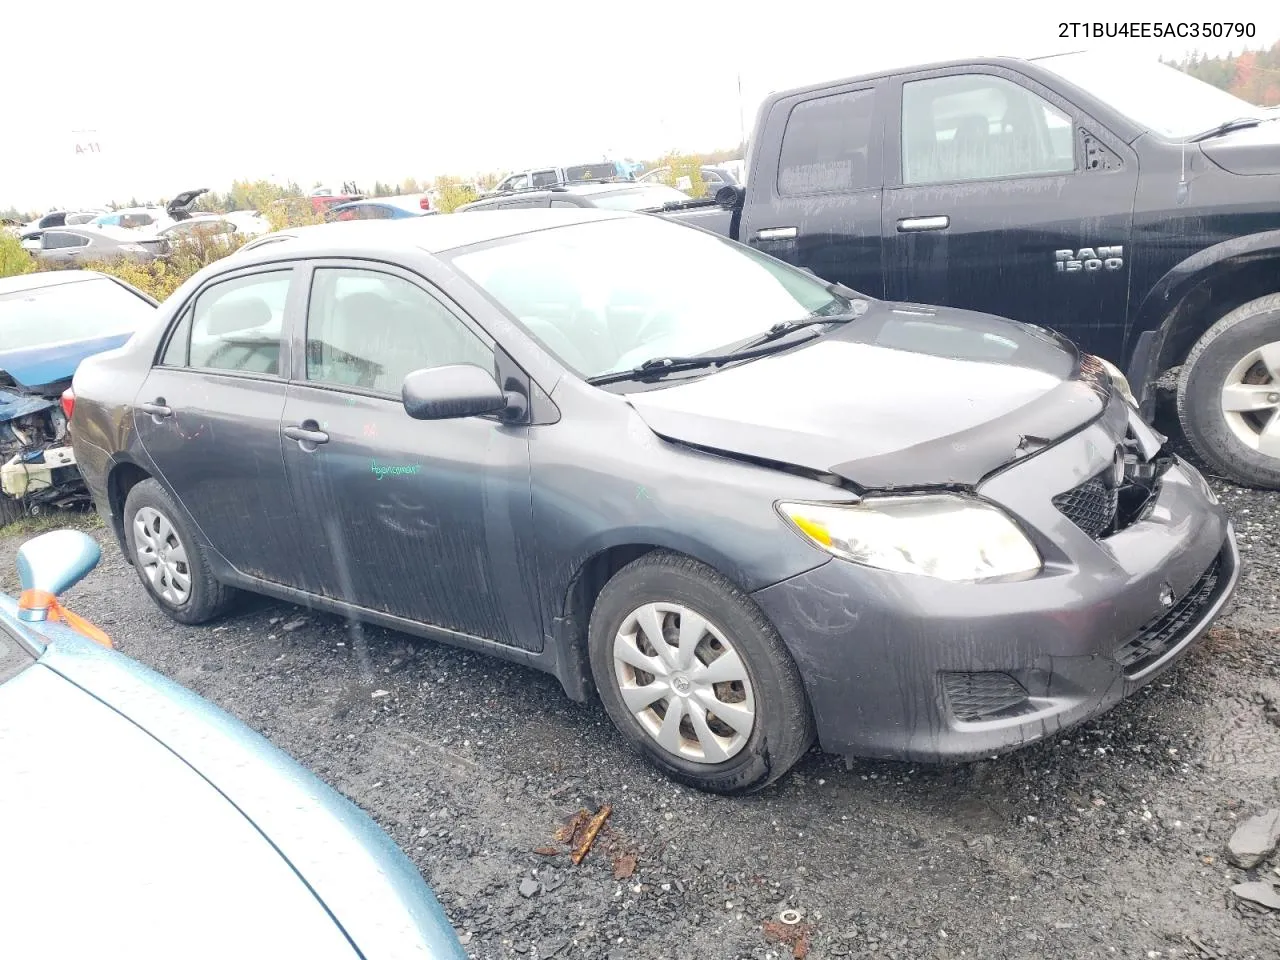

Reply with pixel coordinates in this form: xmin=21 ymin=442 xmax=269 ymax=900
xmin=371 ymin=461 xmax=422 ymax=480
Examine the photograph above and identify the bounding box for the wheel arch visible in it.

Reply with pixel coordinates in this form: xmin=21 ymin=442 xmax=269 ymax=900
xmin=105 ymin=458 xmax=155 ymax=562
xmin=1128 ymin=231 xmax=1280 ymax=404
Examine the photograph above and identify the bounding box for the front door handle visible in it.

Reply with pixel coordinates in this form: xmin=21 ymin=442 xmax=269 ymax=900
xmin=897 ymin=215 xmax=950 ymax=232
xmin=755 ymin=226 xmax=798 ymax=241
xmin=139 ymin=399 xmax=172 ymax=421
xmin=284 ymin=422 xmax=330 ymax=449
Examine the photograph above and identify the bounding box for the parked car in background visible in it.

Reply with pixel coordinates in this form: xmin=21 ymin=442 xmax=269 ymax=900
xmin=64 ymin=210 xmax=107 ymax=225
xmin=221 ymin=210 xmax=272 ymax=236
xmin=22 ymin=225 xmax=169 ymax=265
xmin=486 ymin=167 xmax=566 ymax=194
xmin=90 ymin=189 xmax=211 ymax=232
xmin=459 ymin=180 xmax=692 ymax=212
xmin=326 ymin=195 xmax=439 ymax=221
xmin=158 ymin=217 xmax=249 ymax=249
xmin=661 ymin=51 xmax=1280 ymax=489
xmin=68 ymin=210 xmax=1236 ymax=794
xmin=1 ymin=271 xmax=157 ymax=524
xmin=0 ymin=528 xmax=469 ymax=958
xmin=637 ymin=164 xmax=739 ymax=195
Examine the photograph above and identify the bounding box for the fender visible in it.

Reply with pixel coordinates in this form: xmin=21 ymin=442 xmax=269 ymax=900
xmin=1126 ymin=229 xmax=1280 ymax=413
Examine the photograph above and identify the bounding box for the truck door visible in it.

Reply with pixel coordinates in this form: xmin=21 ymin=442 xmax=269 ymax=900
xmin=740 ymin=82 xmax=886 ymax=297
xmin=881 ymin=66 xmax=1139 ymax=362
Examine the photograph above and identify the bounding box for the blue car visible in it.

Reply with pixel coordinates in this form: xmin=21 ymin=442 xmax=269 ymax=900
xmin=0 ymin=529 xmax=468 ymax=959
xmin=327 ymin=195 xmax=440 ymax=221
xmin=1 ymin=271 xmax=158 ymax=522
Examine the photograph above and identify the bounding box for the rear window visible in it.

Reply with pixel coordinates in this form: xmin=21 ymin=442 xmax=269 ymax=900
xmin=565 ymin=163 xmax=617 ymax=181
xmin=0 ymin=277 xmax=156 ymax=351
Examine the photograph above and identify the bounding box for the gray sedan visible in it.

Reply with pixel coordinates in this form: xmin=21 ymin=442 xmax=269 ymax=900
xmin=23 ymin=225 xmax=170 ymax=264
xmin=67 ymin=210 xmax=1238 ymax=794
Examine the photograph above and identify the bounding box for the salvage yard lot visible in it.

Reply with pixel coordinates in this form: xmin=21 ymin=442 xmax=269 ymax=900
xmin=3 ymin=406 xmax=1278 ymax=960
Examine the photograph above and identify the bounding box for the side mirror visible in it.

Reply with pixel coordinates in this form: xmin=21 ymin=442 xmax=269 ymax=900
xmin=16 ymin=530 xmax=101 ymax=616
xmin=715 ymin=184 xmax=745 ymax=209
xmin=402 ymin=364 xmax=508 ymax=421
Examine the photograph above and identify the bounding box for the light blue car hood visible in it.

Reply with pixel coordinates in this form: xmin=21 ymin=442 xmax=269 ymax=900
xmin=0 ymin=614 xmax=467 ymax=960
xmin=0 ymin=331 xmax=133 ymax=393
xmin=0 ymin=663 xmax=358 ymax=959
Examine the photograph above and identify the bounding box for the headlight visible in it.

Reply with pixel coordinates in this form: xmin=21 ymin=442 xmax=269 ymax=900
xmin=777 ymin=495 xmax=1042 ymax=582
xmin=1096 ymin=356 xmax=1137 ymax=407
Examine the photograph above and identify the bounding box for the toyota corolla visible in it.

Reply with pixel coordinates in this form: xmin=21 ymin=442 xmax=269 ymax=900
xmin=66 ymin=210 xmax=1238 ymax=794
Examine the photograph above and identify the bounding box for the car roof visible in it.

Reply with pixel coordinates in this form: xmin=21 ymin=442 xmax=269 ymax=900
xmin=0 ymin=270 xmax=108 ymax=295
xmin=237 ymin=208 xmax=630 ymax=259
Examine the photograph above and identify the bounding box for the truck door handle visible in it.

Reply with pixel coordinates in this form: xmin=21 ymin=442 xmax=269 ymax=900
xmin=897 ymin=215 xmax=950 ymax=232
xmin=755 ymin=226 xmax=798 ymax=241
xmin=139 ymin=399 xmax=172 ymax=421
xmin=284 ymin=423 xmax=329 ymax=448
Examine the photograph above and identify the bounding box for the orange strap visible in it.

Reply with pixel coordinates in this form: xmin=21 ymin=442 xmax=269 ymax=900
xmin=17 ymin=589 xmax=113 ymax=648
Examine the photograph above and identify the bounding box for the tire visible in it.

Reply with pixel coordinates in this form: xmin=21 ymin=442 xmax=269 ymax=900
xmin=587 ymin=551 xmax=815 ymax=795
xmin=0 ymin=495 xmax=23 ymax=529
xmin=1177 ymin=293 xmax=1280 ymax=489
xmin=122 ymin=478 xmax=237 ymax=624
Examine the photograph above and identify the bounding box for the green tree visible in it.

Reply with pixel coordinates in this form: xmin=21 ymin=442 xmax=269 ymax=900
xmin=0 ymin=230 xmax=35 ymax=279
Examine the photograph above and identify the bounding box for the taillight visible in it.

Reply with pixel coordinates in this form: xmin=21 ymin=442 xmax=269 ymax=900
xmin=61 ymin=388 xmax=75 ymax=420
xmin=419 ymin=197 xmax=431 ymax=210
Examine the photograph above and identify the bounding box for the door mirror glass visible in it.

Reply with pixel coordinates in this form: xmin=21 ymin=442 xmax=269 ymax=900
xmin=402 ymin=363 xmax=507 ymax=420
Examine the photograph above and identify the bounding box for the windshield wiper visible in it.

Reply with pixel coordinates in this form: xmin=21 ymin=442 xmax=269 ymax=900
xmin=1189 ymin=117 xmax=1263 ymax=142
xmin=731 ymin=305 xmax=867 ymax=353
xmin=586 ymin=331 xmax=825 ymax=386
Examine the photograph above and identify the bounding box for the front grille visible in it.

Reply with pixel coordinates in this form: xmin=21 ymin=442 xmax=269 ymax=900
xmin=941 ymin=672 xmax=1031 ymax=723
xmin=1114 ymin=555 xmax=1223 ymax=676
xmin=1052 ymin=473 xmax=1118 ymax=539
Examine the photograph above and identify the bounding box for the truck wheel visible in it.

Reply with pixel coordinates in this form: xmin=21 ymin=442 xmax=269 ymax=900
xmin=1177 ymin=294 xmax=1280 ymax=489
xmin=587 ymin=551 xmax=815 ymax=795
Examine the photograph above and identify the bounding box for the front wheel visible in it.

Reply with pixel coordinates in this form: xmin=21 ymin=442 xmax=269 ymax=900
xmin=587 ymin=551 xmax=815 ymax=795
xmin=1177 ymin=293 xmax=1280 ymax=489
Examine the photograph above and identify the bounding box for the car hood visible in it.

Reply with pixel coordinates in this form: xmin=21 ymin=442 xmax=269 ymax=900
xmin=0 ymin=331 xmax=135 ymax=396
xmin=0 ymin=383 xmax=58 ymax=422
xmin=1199 ymin=119 xmax=1280 ymax=175
xmin=624 ymin=301 xmax=1110 ymax=489
xmin=0 ymin=663 xmax=359 ymax=959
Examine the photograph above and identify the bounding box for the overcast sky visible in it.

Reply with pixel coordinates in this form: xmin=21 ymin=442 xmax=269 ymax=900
xmin=3 ymin=0 xmax=1277 ymax=210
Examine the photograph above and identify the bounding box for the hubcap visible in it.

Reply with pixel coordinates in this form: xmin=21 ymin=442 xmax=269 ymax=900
xmin=1219 ymin=340 xmax=1280 ymax=458
xmin=611 ymin=602 xmax=756 ymax=764
xmin=133 ymin=506 xmax=192 ymax=605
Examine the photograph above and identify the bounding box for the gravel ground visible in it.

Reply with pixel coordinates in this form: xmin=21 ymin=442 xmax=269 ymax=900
xmin=3 ymin=396 xmax=1279 ymax=960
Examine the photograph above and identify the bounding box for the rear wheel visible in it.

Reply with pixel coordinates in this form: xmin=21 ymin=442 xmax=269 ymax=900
xmin=123 ymin=479 xmax=237 ymax=623
xmin=1177 ymin=294 xmax=1280 ymax=489
xmin=587 ymin=551 xmax=814 ymax=795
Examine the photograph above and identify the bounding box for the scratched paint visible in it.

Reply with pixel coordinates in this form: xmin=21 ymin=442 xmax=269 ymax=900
xmin=370 ymin=461 xmax=421 ymax=479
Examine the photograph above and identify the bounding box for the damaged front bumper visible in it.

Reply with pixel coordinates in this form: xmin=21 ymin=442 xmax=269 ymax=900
xmin=1 ymin=387 xmax=90 ymax=515
xmin=751 ymin=412 xmax=1238 ymax=763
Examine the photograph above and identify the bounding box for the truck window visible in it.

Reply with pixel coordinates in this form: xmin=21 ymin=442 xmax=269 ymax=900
xmin=901 ymin=74 xmax=1075 ymax=186
xmin=777 ymin=89 xmax=876 ymax=196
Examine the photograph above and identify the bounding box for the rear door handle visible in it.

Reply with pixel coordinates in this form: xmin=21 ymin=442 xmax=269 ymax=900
xmin=284 ymin=423 xmax=330 ymax=448
xmin=897 ymin=215 xmax=950 ymax=232
xmin=139 ymin=399 xmax=172 ymax=420
xmin=755 ymin=226 xmax=798 ymax=241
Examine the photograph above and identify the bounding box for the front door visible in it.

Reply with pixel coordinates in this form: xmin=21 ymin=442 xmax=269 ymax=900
xmin=132 ymin=266 xmax=306 ymax=583
xmin=739 ymin=81 xmax=887 ymax=297
xmin=279 ymin=262 xmax=543 ymax=651
xmin=881 ymin=67 xmax=1139 ymax=361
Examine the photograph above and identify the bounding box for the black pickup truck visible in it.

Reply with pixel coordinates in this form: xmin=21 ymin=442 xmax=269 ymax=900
xmin=665 ymin=50 xmax=1280 ymax=488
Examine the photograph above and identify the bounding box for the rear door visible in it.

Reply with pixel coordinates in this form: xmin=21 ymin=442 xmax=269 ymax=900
xmin=132 ymin=265 xmax=307 ymax=584
xmin=739 ymin=81 xmax=887 ymax=296
xmin=881 ymin=66 xmax=1138 ymax=360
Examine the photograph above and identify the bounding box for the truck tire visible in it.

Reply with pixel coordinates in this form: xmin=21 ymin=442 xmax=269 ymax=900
xmin=1177 ymin=293 xmax=1280 ymax=489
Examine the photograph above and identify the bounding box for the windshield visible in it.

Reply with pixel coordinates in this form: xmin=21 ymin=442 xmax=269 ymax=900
xmin=590 ymin=186 xmax=699 ymax=211
xmin=0 ymin=277 xmax=155 ymax=351
xmin=449 ymin=216 xmax=846 ymax=380
xmin=1037 ymin=51 xmax=1263 ymax=139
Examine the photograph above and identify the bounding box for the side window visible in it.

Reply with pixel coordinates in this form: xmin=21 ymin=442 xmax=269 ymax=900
xmin=901 ymin=74 xmax=1076 ymax=186
xmin=43 ymin=232 xmax=89 ymax=249
xmin=160 ymin=308 xmax=193 ymax=366
xmin=778 ymin=89 xmax=876 ymax=196
xmin=188 ymin=271 xmax=291 ymax=376
xmin=505 ymin=174 xmax=530 ymax=191
xmin=531 ymin=170 xmax=560 ymax=187
xmin=305 ymin=268 xmax=493 ymax=395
